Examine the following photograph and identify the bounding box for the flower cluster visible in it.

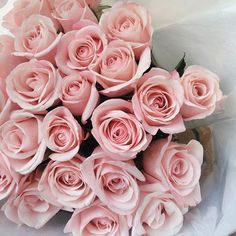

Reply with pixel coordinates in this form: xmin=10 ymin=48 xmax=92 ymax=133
xmin=0 ymin=0 xmax=224 ymax=235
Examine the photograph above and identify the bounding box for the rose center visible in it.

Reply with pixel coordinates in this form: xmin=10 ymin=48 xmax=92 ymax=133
xmin=193 ymin=83 xmax=207 ymax=97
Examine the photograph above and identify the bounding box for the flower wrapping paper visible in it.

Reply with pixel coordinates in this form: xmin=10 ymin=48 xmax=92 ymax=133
xmin=0 ymin=0 xmax=236 ymax=235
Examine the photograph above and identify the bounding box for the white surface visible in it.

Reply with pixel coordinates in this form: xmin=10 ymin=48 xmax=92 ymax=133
xmin=1 ymin=0 xmax=236 ymax=235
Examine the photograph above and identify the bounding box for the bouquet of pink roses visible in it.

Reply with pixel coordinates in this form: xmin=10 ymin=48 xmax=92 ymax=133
xmin=0 ymin=0 xmax=225 ymax=235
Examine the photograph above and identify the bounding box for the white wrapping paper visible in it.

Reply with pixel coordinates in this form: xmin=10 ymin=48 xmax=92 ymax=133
xmin=0 ymin=0 xmax=236 ymax=235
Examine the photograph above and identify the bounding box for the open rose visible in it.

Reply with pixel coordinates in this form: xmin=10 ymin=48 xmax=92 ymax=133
xmin=14 ymin=15 xmax=62 ymax=63
xmin=0 ymin=110 xmax=47 ymax=175
xmin=42 ymin=107 xmax=84 ymax=161
xmin=6 ymin=59 xmax=60 ymax=112
xmin=91 ymin=40 xmax=151 ymax=97
xmin=132 ymin=68 xmax=185 ymax=135
xmin=0 ymin=79 xmax=19 ymax=126
xmin=91 ymin=99 xmax=152 ymax=160
xmin=38 ymin=154 xmax=95 ymax=210
xmin=132 ymin=182 xmax=183 ymax=236
xmin=59 ymin=71 xmax=99 ymax=124
xmin=2 ymin=0 xmax=55 ymax=34
xmin=180 ymin=65 xmax=224 ymax=120
xmin=100 ymin=1 xmax=153 ymax=58
xmin=143 ymin=136 xmax=203 ymax=208
xmin=2 ymin=171 xmax=60 ymax=229
xmin=64 ymin=200 xmax=130 ymax=236
xmin=0 ymin=151 xmax=20 ymax=200
xmin=56 ymin=25 xmax=107 ymax=75
xmin=0 ymin=35 xmax=26 ymax=78
xmin=50 ymin=0 xmax=97 ymax=32
xmin=81 ymin=147 xmax=145 ymax=215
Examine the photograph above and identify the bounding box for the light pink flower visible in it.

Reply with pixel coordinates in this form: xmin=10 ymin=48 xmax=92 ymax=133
xmin=2 ymin=171 xmax=60 ymax=229
xmin=180 ymin=65 xmax=224 ymax=120
xmin=38 ymin=154 xmax=95 ymax=210
xmin=91 ymin=99 xmax=152 ymax=160
xmin=91 ymin=40 xmax=151 ymax=97
xmin=2 ymin=0 xmax=56 ymax=34
xmin=132 ymin=68 xmax=185 ymax=135
xmin=143 ymin=136 xmax=203 ymax=208
xmin=132 ymin=182 xmax=183 ymax=236
xmin=0 ymin=151 xmax=20 ymax=200
xmin=56 ymin=25 xmax=107 ymax=75
xmin=6 ymin=59 xmax=60 ymax=112
xmin=64 ymin=200 xmax=130 ymax=236
xmin=81 ymin=147 xmax=145 ymax=215
xmin=100 ymin=1 xmax=153 ymax=59
xmin=0 ymin=78 xmax=19 ymax=126
xmin=0 ymin=35 xmax=26 ymax=78
xmin=42 ymin=107 xmax=84 ymax=161
xmin=59 ymin=71 xmax=99 ymax=124
xmin=14 ymin=15 xmax=62 ymax=63
xmin=50 ymin=0 xmax=97 ymax=32
xmin=0 ymin=110 xmax=47 ymax=174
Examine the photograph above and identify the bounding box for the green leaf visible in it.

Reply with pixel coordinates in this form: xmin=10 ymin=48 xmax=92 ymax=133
xmin=175 ymin=53 xmax=186 ymax=76
xmin=92 ymin=5 xmax=111 ymax=21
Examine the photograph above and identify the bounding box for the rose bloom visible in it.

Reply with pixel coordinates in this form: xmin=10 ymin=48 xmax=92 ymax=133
xmin=0 ymin=110 xmax=47 ymax=175
xmin=180 ymin=65 xmax=224 ymax=120
xmin=0 ymin=151 xmax=20 ymax=201
xmin=0 ymin=35 xmax=26 ymax=78
xmin=2 ymin=0 xmax=55 ymax=34
xmin=100 ymin=1 xmax=153 ymax=58
xmin=50 ymin=0 xmax=97 ymax=32
xmin=132 ymin=68 xmax=185 ymax=135
xmin=64 ymin=200 xmax=130 ymax=236
xmin=132 ymin=182 xmax=183 ymax=236
xmin=81 ymin=147 xmax=145 ymax=215
xmin=91 ymin=99 xmax=152 ymax=160
xmin=38 ymin=154 xmax=95 ymax=210
xmin=59 ymin=71 xmax=99 ymax=124
xmin=2 ymin=171 xmax=60 ymax=229
xmin=0 ymin=79 xmax=19 ymax=126
xmin=42 ymin=106 xmax=84 ymax=161
xmin=56 ymin=25 xmax=107 ymax=75
xmin=14 ymin=15 xmax=62 ymax=63
xmin=91 ymin=39 xmax=151 ymax=97
xmin=6 ymin=59 xmax=60 ymax=112
xmin=143 ymin=136 xmax=203 ymax=208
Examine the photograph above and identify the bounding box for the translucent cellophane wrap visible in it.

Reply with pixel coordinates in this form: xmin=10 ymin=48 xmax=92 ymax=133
xmin=1 ymin=0 xmax=236 ymax=235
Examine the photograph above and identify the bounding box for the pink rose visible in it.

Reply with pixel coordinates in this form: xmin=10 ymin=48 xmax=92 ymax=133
xmin=42 ymin=107 xmax=84 ymax=161
xmin=64 ymin=200 xmax=130 ymax=236
xmin=143 ymin=136 xmax=203 ymax=208
xmin=132 ymin=68 xmax=185 ymax=135
xmin=59 ymin=71 xmax=99 ymax=124
xmin=2 ymin=0 xmax=56 ymax=34
xmin=38 ymin=154 xmax=95 ymax=210
xmin=2 ymin=171 xmax=60 ymax=229
xmin=81 ymin=147 xmax=145 ymax=215
xmin=86 ymin=0 xmax=101 ymax=9
xmin=0 ymin=151 xmax=20 ymax=200
xmin=180 ymin=65 xmax=224 ymax=120
xmin=14 ymin=15 xmax=62 ymax=63
xmin=132 ymin=182 xmax=183 ymax=236
xmin=0 ymin=79 xmax=19 ymax=126
xmin=6 ymin=59 xmax=60 ymax=112
xmin=91 ymin=99 xmax=152 ymax=160
xmin=50 ymin=0 xmax=98 ymax=32
xmin=0 ymin=35 xmax=26 ymax=78
xmin=91 ymin=40 xmax=151 ymax=97
xmin=56 ymin=25 xmax=107 ymax=75
xmin=100 ymin=1 xmax=153 ymax=58
xmin=0 ymin=110 xmax=47 ymax=174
